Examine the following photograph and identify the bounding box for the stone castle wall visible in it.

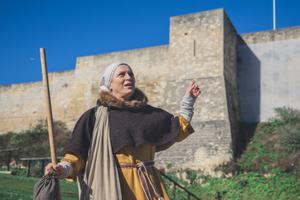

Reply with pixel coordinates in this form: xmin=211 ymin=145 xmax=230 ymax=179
xmin=238 ymin=27 xmax=300 ymax=122
xmin=0 ymin=71 xmax=75 ymax=132
xmin=1 ymin=9 xmax=300 ymax=171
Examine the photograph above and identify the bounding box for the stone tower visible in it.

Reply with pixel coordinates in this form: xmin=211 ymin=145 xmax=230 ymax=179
xmin=154 ymin=9 xmax=240 ymax=170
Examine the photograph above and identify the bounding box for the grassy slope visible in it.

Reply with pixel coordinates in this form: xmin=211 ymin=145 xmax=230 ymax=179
xmin=164 ymin=107 xmax=300 ymax=200
xmin=188 ymin=172 xmax=300 ymax=200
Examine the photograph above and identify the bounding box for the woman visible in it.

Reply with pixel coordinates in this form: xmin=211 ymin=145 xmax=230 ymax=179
xmin=45 ymin=62 xmax=201 ymax=200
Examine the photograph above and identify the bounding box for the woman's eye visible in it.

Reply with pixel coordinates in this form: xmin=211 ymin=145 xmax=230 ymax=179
xmin=116 ymin=71 xmax=134 ymax=78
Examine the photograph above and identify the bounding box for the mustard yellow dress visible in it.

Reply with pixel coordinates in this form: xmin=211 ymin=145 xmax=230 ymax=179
xmin=63 ymin=116 xmax=192 ymax=200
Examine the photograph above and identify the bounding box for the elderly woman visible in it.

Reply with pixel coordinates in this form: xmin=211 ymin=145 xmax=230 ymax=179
xmin=45 ymin=62 xmax=200 ymax=200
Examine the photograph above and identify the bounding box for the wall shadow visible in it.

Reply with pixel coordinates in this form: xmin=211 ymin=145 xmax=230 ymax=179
xmin=234 ymin=36 xmax=261 ymax=158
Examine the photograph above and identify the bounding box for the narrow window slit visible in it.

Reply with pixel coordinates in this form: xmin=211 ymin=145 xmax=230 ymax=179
xmin=193 ymin=40 xmax=196 ymax=56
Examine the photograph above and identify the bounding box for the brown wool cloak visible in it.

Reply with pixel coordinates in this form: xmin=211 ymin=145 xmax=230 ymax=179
xmin=63 ymin=89 xmax=181 ymax=161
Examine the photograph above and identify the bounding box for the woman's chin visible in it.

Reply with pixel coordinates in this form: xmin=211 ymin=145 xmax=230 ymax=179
xmin=125 ymin=86 xmax=135 ymax=93
xmin=121 ymin=88 xmax=135 ymax=99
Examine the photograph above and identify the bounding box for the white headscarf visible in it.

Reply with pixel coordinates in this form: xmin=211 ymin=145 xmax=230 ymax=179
xmin=99 ymin=62 xmax=132 ymax=91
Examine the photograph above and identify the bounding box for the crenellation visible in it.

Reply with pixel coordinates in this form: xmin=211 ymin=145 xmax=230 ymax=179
xmin=240 ymin=26 xmax=300 ymax=44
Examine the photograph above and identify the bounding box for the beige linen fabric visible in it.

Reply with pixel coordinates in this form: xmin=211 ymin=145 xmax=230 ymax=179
xmin=77 ymin=106 xmax=122 ymax=200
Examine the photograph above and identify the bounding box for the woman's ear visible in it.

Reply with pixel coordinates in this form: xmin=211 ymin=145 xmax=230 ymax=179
xmin=99 ymin=85 xmax=110 ymax=92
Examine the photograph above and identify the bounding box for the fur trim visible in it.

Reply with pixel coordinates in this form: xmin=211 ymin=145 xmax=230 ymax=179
xmin=98 ymin=88 xmax=148 ymax=108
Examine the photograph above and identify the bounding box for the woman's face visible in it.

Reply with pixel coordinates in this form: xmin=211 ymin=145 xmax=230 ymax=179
xmin=110 ymin=64 xmax=135 ymax=100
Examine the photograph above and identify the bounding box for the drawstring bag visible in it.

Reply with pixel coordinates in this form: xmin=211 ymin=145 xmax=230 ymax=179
xmin=33 ymin=173 xmax=59 ymax=200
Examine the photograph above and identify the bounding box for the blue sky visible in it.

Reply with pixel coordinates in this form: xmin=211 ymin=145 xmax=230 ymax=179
xmin=1 ymin=0 xmax=299 ymax=85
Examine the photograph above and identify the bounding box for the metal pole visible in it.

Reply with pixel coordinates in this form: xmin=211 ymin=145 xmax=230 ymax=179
xmin=273 ymin=0 xmax=276 ymax=31
xmin=7 ymin=151 xmax=12 ymax=171
xmin=27 ymin=160 xmax=31 ymax=177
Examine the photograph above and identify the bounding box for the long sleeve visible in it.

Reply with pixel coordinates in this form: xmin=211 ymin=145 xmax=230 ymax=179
xmin=175 ymin=115 xmax=194 ymax=142
xmin=61 ymin=153 xmax=85 ymax=181
xmin=179 ymin=95 xmax=197 ymax=122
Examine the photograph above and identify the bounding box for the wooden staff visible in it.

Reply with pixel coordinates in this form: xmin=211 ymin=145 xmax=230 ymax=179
xmin=40 ymin=48 xmax=61 ymax=199
xmin=40 ymin=48 xmax=57 ymax=165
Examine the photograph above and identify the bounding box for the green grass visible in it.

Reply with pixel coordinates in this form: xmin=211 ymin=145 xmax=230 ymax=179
xmin=0 ymin=174 xmax=78 ymax=200
xmin=2 ymin=171 xmax=300 ymax=200
xmin=162 ymin=170 xmax=300 ymax=200
xmin=189 ymin=172 xmax=300 ymax=200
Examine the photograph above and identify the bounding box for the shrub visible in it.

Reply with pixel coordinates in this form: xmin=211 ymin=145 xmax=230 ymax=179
xmin=280 ymin=124 xmax=300 ymax=152
xmin=186 ymin=169 xmax=198 ymax=184
xmin=237 ymin=106 xmax=300 ymax=179
xmin=274 ymin=106 xmax=300 ymax=124
xmin=0 ymin=120 xmax=71 ymax=176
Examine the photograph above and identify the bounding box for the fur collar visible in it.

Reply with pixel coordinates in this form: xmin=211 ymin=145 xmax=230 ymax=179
xmin=98 ymin=88 xmax=148 ymax=109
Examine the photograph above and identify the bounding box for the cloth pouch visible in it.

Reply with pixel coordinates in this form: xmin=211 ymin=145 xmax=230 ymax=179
xmin=33 ymin=173 xmax=59 ymax=200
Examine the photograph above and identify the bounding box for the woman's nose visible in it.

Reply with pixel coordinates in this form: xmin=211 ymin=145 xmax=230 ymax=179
xmin=124 ymin=73 xmax=132 ymax=79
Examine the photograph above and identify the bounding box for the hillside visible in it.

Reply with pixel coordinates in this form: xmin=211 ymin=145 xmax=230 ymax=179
xmin=164 ymin=107 xmax=300 ymax=199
